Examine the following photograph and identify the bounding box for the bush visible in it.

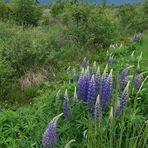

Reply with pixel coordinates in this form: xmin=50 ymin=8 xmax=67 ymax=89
xmin=63 ymin=4 xmax=117 ymax=49
xmin=13 ymin=0 xmax=41 ymax=26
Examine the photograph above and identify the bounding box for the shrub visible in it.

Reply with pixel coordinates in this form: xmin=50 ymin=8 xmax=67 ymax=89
xmin=13 ymin=0 xmax=41 ymax=26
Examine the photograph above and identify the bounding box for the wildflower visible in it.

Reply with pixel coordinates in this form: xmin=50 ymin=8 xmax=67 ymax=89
xmin=94 ymin=66 xmax=101 ymax=95
xmin=108 ymin=56 xmax=115 ymax=66
xmin=119 ymin=66 xmax=133 ymax=92
xmin=66 ymin=66 xmax=71 ymax=74
xmin=138 ymin=52 xmax=143 ymax=62
xmin=137 ymin=32 xmax=141 ymax=41
xmin=92 ymin=61 xmax=97 ymax=75
xmin=74 ymin=87 xmax=78 ymax=102
xmin=100 ymin=65 xmax=109 ymax=108
xmin=107 ymin=69 xmax=113 ymax=103
xmin=134 ymin=74 xmax=141 ymax=89
xmin=72 ymin=69 xmax=77 ymax=82
xmin=134 ymin=32 xmax=137 ymax=41
xmin=55 ymin=89 xmax=61 ymax=101
xmin=42 ymin=113 xmax=63 ymax=148
xmin=63 ymin=90 xmax=71 ymax=118
xmin=94 ymin=95 xmax=102 ymax=126
xmin=82 ymin=57 xmax=89 ymax=69
xmin=116 ymin=81 xmax=130 ymax=117
xmin=78 ymin=68 xmax=90 ymax=102
xmin=87 ymin=75 xmax=97 ymax=109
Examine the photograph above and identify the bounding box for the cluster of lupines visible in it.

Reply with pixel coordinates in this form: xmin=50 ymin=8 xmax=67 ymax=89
xmin=63 ymin=89 xmax=71 ymax=119
xmin=42 ymin=113 xmax=63 ymax=148
xmin=78 ymin=62 xmax=113 ymax=111
xmin=116 ymin=81 xmax=130 ymax=117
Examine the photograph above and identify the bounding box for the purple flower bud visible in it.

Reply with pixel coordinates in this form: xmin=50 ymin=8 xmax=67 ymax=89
xmin=94 ymin=95 xmax=102 ymax=126
xmin=42 ymin=113 xmax=63 ymax=148
xmin=72 ymin=69 xmax=77 ymax=82
xmin=87 ymin=75 xmax=98 ymax=108
xmin=134 ymin=74 xmax=141 ymax=89
xmin=116 ymin=82 xmax=130 ymax=117
xmin=63 ymin=90 xmax=71 ymax=119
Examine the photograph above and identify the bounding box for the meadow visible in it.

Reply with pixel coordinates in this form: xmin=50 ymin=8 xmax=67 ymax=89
xmin=0 ymin=0 xmax=148 ymax=148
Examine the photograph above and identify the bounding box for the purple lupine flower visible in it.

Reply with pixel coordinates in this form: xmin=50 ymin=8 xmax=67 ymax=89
xmin=42 ymin=113 xmax=63 ymax=148
xmin=134 ymin=74 xmax=141 ymax=89
xmin=94 ymin=95 xmax=102 ymax=126
xmin=119 ymin=66 xmax=133 ymax=92
xmin=78 ymin=68 xmax=90 ymax=102
xmin=107 ymin=69 xmax=113 ymax=104
xmin=87 ymin=75 xmax=98 ymax=109
xmin=82 ymin=57 xmax=89 ymax=69
xmin=100 ymin=65 xmax=109 ymax=108
xmin=74 ymin=87 xmax=78 ymax=102
xmin=92 ymin=61 xmax=97 ymax=75
xmin=72 ymin=69 xmax=77 ymax=82
xmin=63 ymin=90 xmax=71 ymax=118
xmin=94 ymin=66 xmax=101 ymax=95
xmin=108 ymin=56 xmax=115 ymax=66
xmin=116 ymin=81 xmax=130 ymax=117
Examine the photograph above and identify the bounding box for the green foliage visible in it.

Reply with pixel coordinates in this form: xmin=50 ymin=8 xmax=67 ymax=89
xmin=0 ymin=0 xmax=11 ymax=21
xmin=13 ymin=0 xmax=41 ymax=26
xmin=63 ymin=4 xmax=117 ymax=48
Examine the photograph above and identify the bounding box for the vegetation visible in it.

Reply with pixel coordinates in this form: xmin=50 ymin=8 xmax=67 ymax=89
xmin=0 ymin=0 xmax=147 ymax=147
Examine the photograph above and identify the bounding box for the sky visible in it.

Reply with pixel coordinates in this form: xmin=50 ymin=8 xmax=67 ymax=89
xmin=5 ymin=0 xmax=145 ymax=4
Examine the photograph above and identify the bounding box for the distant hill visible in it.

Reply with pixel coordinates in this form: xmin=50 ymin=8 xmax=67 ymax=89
xmin=4 ymin=0 xmax=145 ymax=4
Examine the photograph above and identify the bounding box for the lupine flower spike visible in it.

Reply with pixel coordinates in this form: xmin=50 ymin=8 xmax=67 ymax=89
xmin=92 ymin=61 xmax=97 ymax=74
xmin=65 ymin=139 xmax=76 ymax=148
xmin=87 ymin=75 xmax=97 ymax=109
xmin=42 ymin=113 xmax=63 ymax=148
xmin=107 ymin=69 xmax=113 ymax=104
xmin=119 ymin=66 xmax=133 ymax=92
xmin=94 ymin=66 xmax=101 ymax=95
xmin=116 ymin=81 xmax=130 ymax=117
xmin=100 ymin=65 xmax=109 ymax=108
xmin=55 ymin=89 xmax=61 ymax=101
xmin=134 ymin=74 xmax=141 ymax=89
xmin=94 ymin=95 xmax=102 ymax=127
xmin=63 ymin=89 xmax=71 ymax=118
xmin=74 ymin=87 xmax=78 ymax=102
xmin=82 ymin=57 xmax=89 ymax=69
